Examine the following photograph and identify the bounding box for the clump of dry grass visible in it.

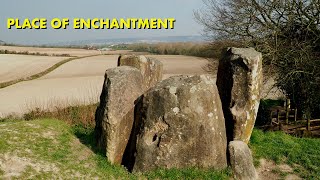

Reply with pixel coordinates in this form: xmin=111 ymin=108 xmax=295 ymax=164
xmin=23 ymin=104 xmax=97 ymax=127
xmin=22 ymin=87 xmax=100 ymax=127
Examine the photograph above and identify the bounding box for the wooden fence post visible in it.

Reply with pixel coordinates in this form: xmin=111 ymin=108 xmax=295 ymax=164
xmin=285 ymin=99 xmax=291 ymax=124
xmin=277 ymin=109 xmax=280 ymax=124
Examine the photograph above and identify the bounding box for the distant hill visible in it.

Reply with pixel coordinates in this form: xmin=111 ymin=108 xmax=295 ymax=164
xmin=0 ymin=36 xmax=205 ymax=47
xmin=46 ymin=36 xmax=205 ymax=47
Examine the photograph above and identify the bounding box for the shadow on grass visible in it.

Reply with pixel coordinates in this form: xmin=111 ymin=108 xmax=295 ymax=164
xmin=72 ymin=125 xmax=135 ymax=178
xmin=71 ymin=124 xmax=234 ymax=180
xmin=72 ymin=125 xmax=101 ymax=154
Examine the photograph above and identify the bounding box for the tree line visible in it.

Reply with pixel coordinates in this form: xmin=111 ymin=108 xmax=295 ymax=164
xmin=196 ymin=0 xmax=320 ymax=119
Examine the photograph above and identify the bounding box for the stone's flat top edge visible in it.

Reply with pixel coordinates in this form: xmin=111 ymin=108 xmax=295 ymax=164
xmin=105 ymin=65 xmax=142 ymax=75
xmin=152 ymin=74 xmax=216 ymax=90
xmin=228 ymin=47 xmax=262 ymax=59
xmin=120 ymin=55 xmax=163 ymax=65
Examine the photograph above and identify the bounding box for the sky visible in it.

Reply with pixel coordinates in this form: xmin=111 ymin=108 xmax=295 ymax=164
xmin=0 ymin=0 xmax=205 ymax=45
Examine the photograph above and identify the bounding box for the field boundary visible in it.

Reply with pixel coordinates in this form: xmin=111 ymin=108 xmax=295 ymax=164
xmin=0 ymin=54 xmax=100 ymax=89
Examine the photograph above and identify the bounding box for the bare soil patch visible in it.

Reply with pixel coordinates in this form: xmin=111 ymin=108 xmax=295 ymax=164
xmin=0 ymin=153 xmax=59 ymax=178
xmin=257 ymin=159 xmax=301 ymax=180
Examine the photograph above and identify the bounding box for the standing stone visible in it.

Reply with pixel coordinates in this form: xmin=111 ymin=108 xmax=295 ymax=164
xmin=217 ymin=47 xmax=263 ymax=143
xmin=229 ymin=141 xmax=258 ymax=180
xmin=95 ymin=66 xmax=143 ymax=164
xmin=131 ymin=75 xmax=227 ymax=172
xmin=118 ymin=55 xmax=163 ymax=90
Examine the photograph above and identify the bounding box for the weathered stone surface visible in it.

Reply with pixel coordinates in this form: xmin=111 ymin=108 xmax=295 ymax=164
xmin=118 ymin=55 xmax=163 ymax=90
xmin=229 ymin=141 xmax=258 ymax=180
xmin=217 ymin=47 xmax=263 ymax=143
xmin=95 ymin=66 xmax=144 ymax=164
xmin=131 ymin=75 xmax=227 ymax=172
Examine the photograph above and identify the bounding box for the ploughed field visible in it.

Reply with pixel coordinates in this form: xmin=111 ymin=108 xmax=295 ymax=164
xmin=0 ymin=55 xmax=68 ymax=83
xmin=0 ymin=45 xmax=131 ymax=57
xmin=0 ymin=53 xmax=208 ymax=117
xmin=148 ymin=55 xmax=209 ymax=79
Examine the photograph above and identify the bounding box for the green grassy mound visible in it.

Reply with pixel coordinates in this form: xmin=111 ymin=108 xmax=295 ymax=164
xmin=1 ymin=118 xmax=319 ymax=179
xmin=250 ymin=129 xmax=320 ymax=179
xmin=0 ymin=119 xmax=229 ymax=179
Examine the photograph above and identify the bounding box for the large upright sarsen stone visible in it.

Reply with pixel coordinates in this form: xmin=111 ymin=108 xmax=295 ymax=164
xmin=118 ymin=55 xmax=163 ymax=90
xmin=131 ymin=75 xmax=227 ymax=172
xmin=95 ymin=66 xmax=144 ymax=164
xmin=217 ymin=47 xmax=263 ymax=143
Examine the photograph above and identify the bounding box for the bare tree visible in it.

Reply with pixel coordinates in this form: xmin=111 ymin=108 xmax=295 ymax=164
xmin=195 ymin=0 xmax=320 ymax=118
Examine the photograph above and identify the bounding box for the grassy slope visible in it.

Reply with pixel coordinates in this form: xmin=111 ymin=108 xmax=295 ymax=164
xmin=250 ymin=129 xmax=320 ymax=179
xmin=1 ymin=118 xmax=319 ymax=179
xmin=0 ymin=119 xmax=229 ymax=179
xmin=0 ymin=119 xmax=131 ymax=179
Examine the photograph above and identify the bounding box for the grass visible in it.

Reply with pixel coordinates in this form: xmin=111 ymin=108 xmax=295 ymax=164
xmin=145 ymin=168 xmax=231 ymax=180
xmin=0 ymin=55 xmax=99 ymax=89
xmin=250 ymin=129 xmax=320 ymax=179
xmin=0 ymin=102 xmax=232 ymax=179
xmin=2 ymin=103 xmax=319 ymax=179
xmin=0 ymin=119 xmax=133 ymax=179
xmin=0 ymin=118 xmax=230 ymax=179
